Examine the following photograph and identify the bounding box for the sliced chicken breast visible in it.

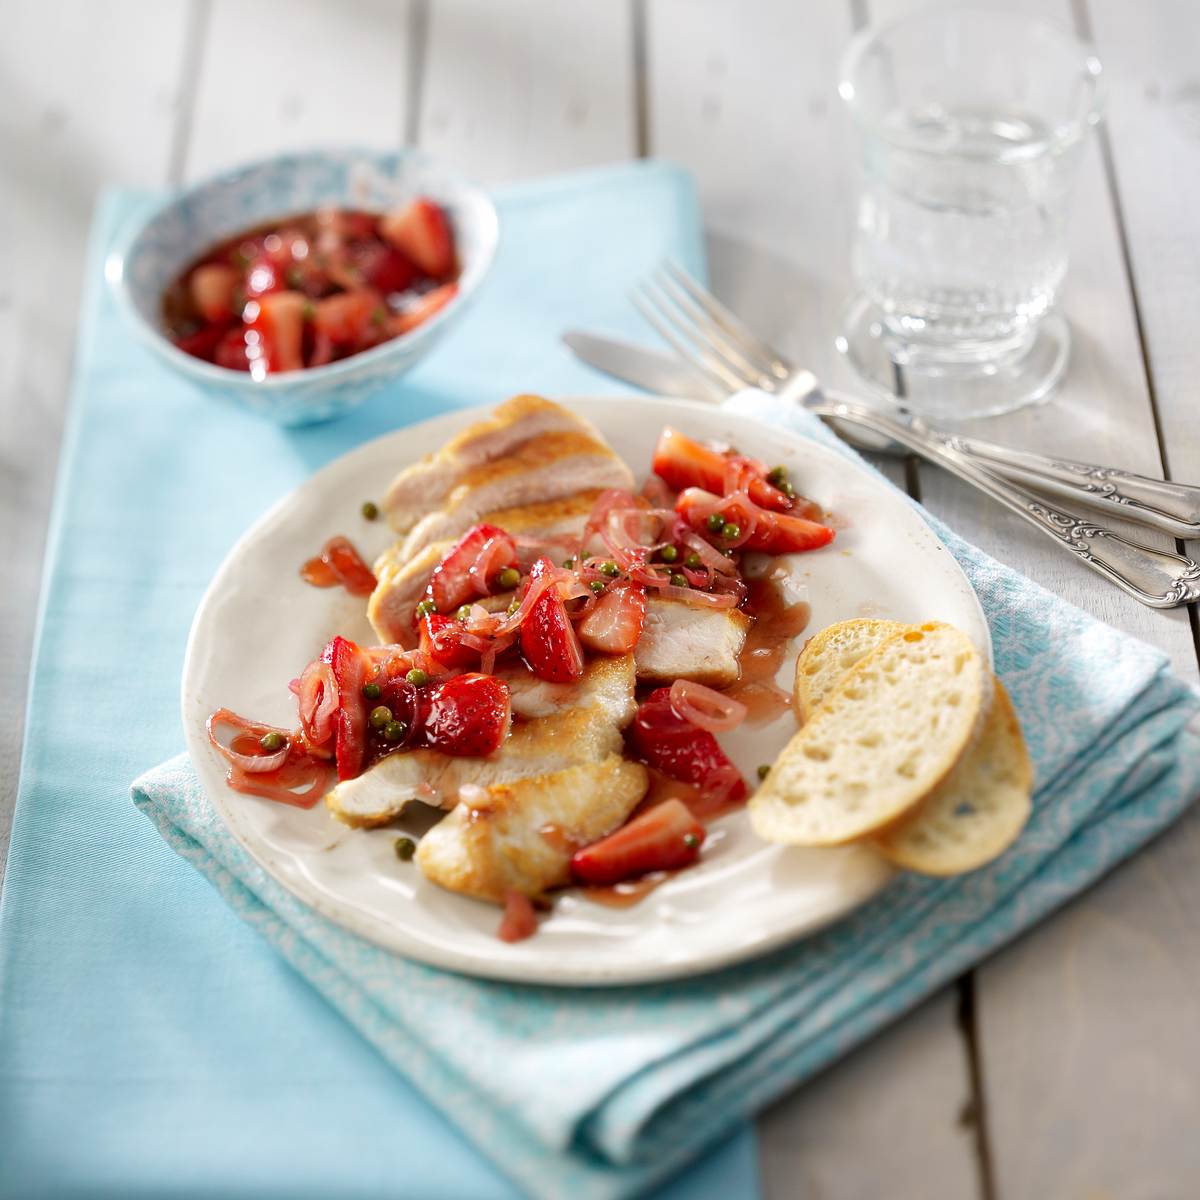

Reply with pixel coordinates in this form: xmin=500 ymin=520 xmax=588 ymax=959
xmin=399 ymin=431 xmax=633 ymax=559
xmin=368 ymin=539 xmax=451 ymax=645
xmin=496 ymin=654 xmax=636 ymax=722
xmin=634 ymin=596 xmax=753 ymax=687
xmin=383 ymin=395 xmax=600 ymax=532
xmin=325 ymin=661 xmax=636 ymax=827
xmin=481 ymin=489 xmax=601 ymax=541
xmin=416 ymin=757 xmax=649 ymax=903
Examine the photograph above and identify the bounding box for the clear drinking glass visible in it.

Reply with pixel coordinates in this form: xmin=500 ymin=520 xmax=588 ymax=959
xmin=837 ymin=7 xmax=1104 ymax=419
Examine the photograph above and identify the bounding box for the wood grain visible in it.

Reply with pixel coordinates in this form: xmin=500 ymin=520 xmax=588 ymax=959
xmin=0 ymin=0 xmax=193 ymax=878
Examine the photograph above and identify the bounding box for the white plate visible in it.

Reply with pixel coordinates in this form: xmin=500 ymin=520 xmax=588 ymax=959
xmin=183 ymin=397 xmax=991 ymax=986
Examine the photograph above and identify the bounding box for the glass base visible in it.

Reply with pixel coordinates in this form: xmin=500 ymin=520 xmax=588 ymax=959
xmin=836 ymin=295 xmax=1070 ymax=422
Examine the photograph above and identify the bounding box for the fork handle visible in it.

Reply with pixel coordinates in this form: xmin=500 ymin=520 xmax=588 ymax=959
xmin=930 ymin=434 xmax=1200 ymax=540
xmin=817 ymin=396 xmax=1200 ymax=610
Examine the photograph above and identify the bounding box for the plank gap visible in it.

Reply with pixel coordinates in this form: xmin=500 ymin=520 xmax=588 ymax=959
xmin=168 ymin=0 xmax=213 ymax=185
xmin=405 ymin=0 xmax=430 ymax=146
xmin=631 ymin=0 xmax=650 ymax=157
xmin=955 ymin=974 xmax=998 ymax=1200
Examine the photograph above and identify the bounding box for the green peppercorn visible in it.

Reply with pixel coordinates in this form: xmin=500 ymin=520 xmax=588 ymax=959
xmin=599 ymin=561 xmax=620 ymax=577
xmin=683 ymin=833 xmax=700 ymax=849
xmin=456 ymin=604 xmax=473 ymax=621
xmin=406 ymin=668 xmax=429 ymax=687
xmin=371 ymin=306 xmax=387 ymax=327
xmin=361 ymin=500 xmax=379 ymax=521
xmin=766 ymin=465 xmax=788 ymax=487
xmin=496 ymin=566 xmax=521 ymax=590
xmin=782 ymin=482 xmax=797 ymax=499
xmin=589 ymin=580 xmax=606 ymax=594
xmin=415 ymin=599 xmax=437 ymax=618
xmin=706 ymin=513 xmax=726 ymax=534
xmin=562 ymin=558 xmax=575 ymax=569
xmin=507 ymin=598 xmax=521 ymax=615
xmin=723 ymin=523 xmax=741 ymax=539
xmin=301 ymin=299 xmax=317 ymax=321
xmin=659 ymin=545 xmax=679 ymax=564
xmin=362 ymin=681 xmax=382 ymax=701
xmin=685 ymin=552 xmax=702 ymax=569
xmin=757 ymin=763 xmax=771 ymax=781
xmin=383 ymin=719 xmax=407 ymax=742
xmin=369 ymin=704 xmax=393 ymax=730
xmin=394 ymin=836 xmax=416 ymax=861
xmin=259 ymin=731 xmax=286 ymax=753
xmin=670 ymin=573 xmax=688 ymax=588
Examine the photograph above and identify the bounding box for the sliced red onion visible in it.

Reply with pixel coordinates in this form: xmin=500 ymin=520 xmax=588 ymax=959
xmin=208 ymin=708 xmax=292 ymax=774
xmin=297 ymin=660 xmax=338 ymax=746
xmin=669 ymin=680 xmax=748 ymax=732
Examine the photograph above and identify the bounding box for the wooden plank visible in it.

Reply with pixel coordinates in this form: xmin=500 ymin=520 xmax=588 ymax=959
xmin=185 ymin=0 xmax=413 ymax=179
xmin=644 ymin=4 xmax=980 ymax=1196
xmin=418 ymin=0 xmax=636 ymax=182
xmin=960 ymin=3 xmax=1200 ymax=1196
xmin=0 ymin=0 xmax=193 ymax=879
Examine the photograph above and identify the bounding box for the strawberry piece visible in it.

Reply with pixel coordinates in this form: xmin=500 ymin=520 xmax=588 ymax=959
xmin=189 ymin=263 xmax=240 ymax=322
xmin=675 ymin=487 xmax=834 ymax=554
xmin=418 ymin=673 xmax=511 ymax=757
xmin=321 ymin=636 xmax=371 ymax=780
xmin=578 ymin=583 xmax=647 ymax=655
xmin=245 ymin=291 xmax=306 ymax=374
xmin=356 ymin=242 xmax=419 ymax=295
xmin=570 ymin=798 xmax=706 ymax=886
xmin=213 ymin=326 xmax=251 ymax=371
xmin=652 ymin=428 xmax=790 ymax=512
xmin=173 ymin=320 xmax=232 ymax=363
xmin=497 ymin=891 xmax=539 ymax=942
xmin=627 ymin=687 xmax=747 ymax=803
xmin=521 ymin=558 xmax=584 ymax=683
xmin=379 ymin=198 xmax=455 ymax=278
xmin=243 ymin=253 xmax=283 ymax=299
xmin=428 ymin=523 xmax=518 ymax=614
xmin=312 ymin=288 xmax=385 ymax=348
xmin=418 ymin=612 xmax=481 ymax=669
xmin=391 ymin=283 xmax=459 ymax=336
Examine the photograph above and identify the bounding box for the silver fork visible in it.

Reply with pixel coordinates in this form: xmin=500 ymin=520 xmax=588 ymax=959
xmin=633 ymin=262 xmax=1200 ymax=610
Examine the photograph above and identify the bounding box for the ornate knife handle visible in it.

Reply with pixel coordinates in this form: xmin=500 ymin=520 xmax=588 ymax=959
xmin=936 ymin=436 xmax=1200 ymax=540
xmin=814 ymin=395 xmax=1200 ymax=610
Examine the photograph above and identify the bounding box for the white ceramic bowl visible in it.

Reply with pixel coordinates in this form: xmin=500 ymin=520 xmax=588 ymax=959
xmin=106 ymin=149 xmax=499 ymax=426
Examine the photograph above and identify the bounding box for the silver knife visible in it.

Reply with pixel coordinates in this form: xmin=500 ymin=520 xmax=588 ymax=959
xmin=562 ymin=330 xmax=722 ymax=401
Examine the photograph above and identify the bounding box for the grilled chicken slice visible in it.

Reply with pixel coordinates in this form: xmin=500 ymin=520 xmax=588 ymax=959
xmin=368 ymin=539 xmax=451 ymax=645
xmin=482 ymin=489 xmax=601 ymax=543
xmin=416 ymin=757 xmax=649 ymax=903
xmin=496 ymin=654 xmax=636 ymax=722
xmin=325 ymin=656 xmax=637 ymax=828
xmin=399 ymin=431 xmax=633 ymax=559
xmin=383 ymin=395 xmax=601 ymax=532
xmin=634 ymin=596 xmax=752 ymax=687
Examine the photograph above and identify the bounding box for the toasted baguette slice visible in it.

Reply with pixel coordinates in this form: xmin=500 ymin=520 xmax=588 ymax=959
xmin=873 ymin=680 xmax=1031 ymax=874
xmin=793 ymin=618 xmax=906 ymax=724
xmin=749 ymin=622 xmax=986 ymax=846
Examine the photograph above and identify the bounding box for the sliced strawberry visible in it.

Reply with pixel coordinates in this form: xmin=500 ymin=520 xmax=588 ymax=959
xmin=321 ymin=636 xmax=371 ymax=780
xmin=627 ymin=687 xmax=747 ymax=803
xmin=214 ymin=325 xmax=251 ymax=371
xmin=521 ymin=557 xmax=584 ymax=683
xmin=418 ymin=673 xmax=511 ymax=757
xmin=390 ymin=283 xmax=459 ymax=336
xmin=173 ymin=320 xmax=232 ymax=363
xmin=428 ymin=523 xmax=518 ymax=614
xmin=312 ymin=288 xmax=385 ymax=348
xmin=355 ymin=242 xmax=419 ymax=295
xmin=418 ymin=612 xmax=481 ymax=669
xmin=652 ymin=428 xmax=790 ymax=512
xmin=675 ymin=487 xmax=834 ymax=554
xmin=379 ymin=198 xmax=455 ymax=278
xmin=189 ymin=263 xmax=240 ymax=322
xmin=578 ymin=582 xmax=647 ymax=655
xmin=570 ymin=798 xmax=706 ymax=886
xmin=245 ymin=291 xmax=306 ymax=374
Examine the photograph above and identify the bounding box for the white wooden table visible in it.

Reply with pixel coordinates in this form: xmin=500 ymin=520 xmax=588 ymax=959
xmin=4 ymin=2 xmax=1199 ymax=1195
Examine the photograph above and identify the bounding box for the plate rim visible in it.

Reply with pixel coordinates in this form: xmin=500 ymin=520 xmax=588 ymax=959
xmin=181 ymin=394 xmax=991 ymax=986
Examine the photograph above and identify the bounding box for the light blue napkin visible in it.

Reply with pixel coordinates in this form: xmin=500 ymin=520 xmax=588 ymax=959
xmin=0 ymin=164 xmax=758 ymax=1200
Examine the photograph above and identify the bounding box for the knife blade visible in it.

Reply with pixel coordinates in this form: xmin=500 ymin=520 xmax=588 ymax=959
xmin=561 ymin=330 xmax=722 ymax=401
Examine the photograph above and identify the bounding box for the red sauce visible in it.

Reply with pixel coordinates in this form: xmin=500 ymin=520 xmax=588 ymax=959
xmin=580 ymin=872 xmax=670 ymax=908
xmin=162 ymin=201 xmax=459 ymax=376
xmin=729 ymin=573 xmax=811 ymax=723
xmin=300 ymin=535 xmax=376 ymax=596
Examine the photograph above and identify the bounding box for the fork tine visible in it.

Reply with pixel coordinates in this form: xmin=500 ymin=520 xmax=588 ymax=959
xmin=653 ymin=266 xmax=780 ymax=387
xmin=631 ymin=287 xmax=747 ymax=395
xmin=663 ymin=260 xmax=791 ymax=380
